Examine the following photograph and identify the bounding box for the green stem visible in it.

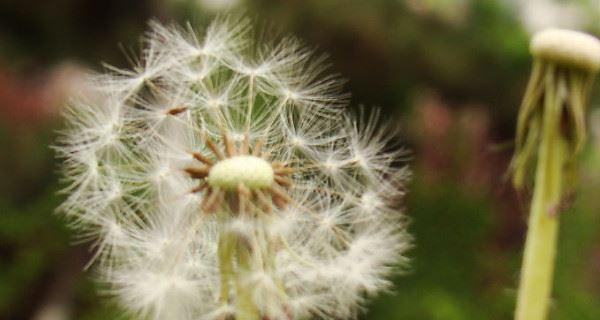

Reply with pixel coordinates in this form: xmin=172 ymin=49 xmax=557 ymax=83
xmin=515 ymin=67 xmax=567 ymax=320
xmin=218 ymin=232 xmax=235 ymax=305
xmin=235 ymin=239 xmax=260 ymax=320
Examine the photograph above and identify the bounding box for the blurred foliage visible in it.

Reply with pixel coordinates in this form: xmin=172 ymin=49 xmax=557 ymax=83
xmin=367 ymin=180 xmax=496 ymax=319
xmin=366 ymin=147 xmax=600 ymax=319
xmin=0 ymin=0 xmax=599 ymax=319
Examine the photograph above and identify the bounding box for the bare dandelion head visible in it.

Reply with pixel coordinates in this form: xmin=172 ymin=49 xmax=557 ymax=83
xmin=56 ymin=17 xmax=410 ymax=320
xmin=511 ymin=29 xmax=600 ymax=189
xmin=531 ymin=29 xmax=600 ymax=72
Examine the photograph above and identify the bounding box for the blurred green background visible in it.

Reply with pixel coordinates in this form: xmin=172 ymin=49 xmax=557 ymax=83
xmin=0 ymin=0 xmax=599 ymax=319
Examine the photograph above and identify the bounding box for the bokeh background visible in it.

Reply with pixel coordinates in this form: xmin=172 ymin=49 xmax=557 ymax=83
xmin=1 ymin=0 xmax=599 ymax=319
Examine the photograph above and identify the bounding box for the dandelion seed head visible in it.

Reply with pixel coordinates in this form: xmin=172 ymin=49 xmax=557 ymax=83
xmin=56 ymin=16 xmax=410 ymax=320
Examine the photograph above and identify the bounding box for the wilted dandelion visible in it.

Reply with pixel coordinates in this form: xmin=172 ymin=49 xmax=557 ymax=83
xmin=511 ymin=29 xmax=600 ymax=320
xmin=56 ymin=17 xmax=410 ymax=320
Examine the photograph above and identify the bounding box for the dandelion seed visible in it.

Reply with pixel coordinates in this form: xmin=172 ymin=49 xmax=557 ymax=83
xmin=56 ymin=17 xmax=410 ymax=320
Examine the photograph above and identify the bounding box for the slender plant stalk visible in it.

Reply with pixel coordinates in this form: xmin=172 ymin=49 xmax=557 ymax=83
xmin=235 ymin=240 xmax=260 ymax=320
xmin=218 ymin=232 xmax=235 ymax=305
xmin=218 ymin=231 xmax=262 ymax=320
xmin=514 ymin=69 xmax=567 ymax=320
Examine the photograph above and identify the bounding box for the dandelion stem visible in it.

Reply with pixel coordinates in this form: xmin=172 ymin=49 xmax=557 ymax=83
xmin=515 ymin=67 xmax=567 ymax=320
xmin=235 ymin=239 xmax=260 ymax=320
xmin=218 ymin=232 xmax=234 ymax=305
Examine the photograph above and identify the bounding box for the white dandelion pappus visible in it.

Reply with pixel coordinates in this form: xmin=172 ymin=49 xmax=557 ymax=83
xmin=56 ymin=17 xmax=411 ymax=320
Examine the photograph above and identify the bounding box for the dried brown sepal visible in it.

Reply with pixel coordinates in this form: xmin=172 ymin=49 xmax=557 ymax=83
xmin=185 ymin=166 xmax=210 ymax=179
xmin=192 ymin=152 xmax=214 ymax=166
xmin=206 ymin=135 xmax=225 ymax=160
xmin=223 ymin=132 xmax=236 ymax=157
